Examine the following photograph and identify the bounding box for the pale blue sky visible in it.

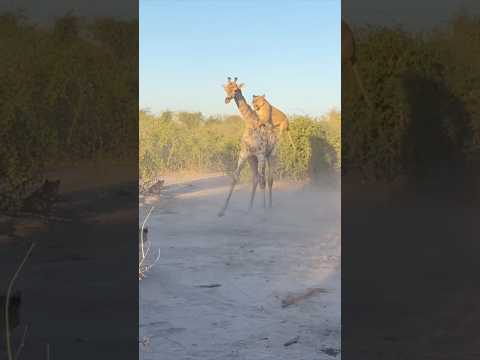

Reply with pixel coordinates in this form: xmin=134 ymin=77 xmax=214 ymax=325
xmin=140 ymin=0 xmax=341 ymax=117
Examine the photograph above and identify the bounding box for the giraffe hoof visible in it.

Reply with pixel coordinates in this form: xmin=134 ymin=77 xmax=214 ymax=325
xmin=218 ymin=211 xmax=225 ymax=217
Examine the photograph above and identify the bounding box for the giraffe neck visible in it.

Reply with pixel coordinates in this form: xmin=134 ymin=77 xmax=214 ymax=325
xmin=234 ymin=92 xmax=258 ymax=128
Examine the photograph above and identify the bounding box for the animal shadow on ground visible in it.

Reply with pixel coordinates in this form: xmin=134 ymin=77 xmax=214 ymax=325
xmin=309 ymin=136 xmax=338 ymax=186
xmin=401 ymin=71 xmax=472 ymax=196
xmin=343 ymin=69 xmax=480 ymax=358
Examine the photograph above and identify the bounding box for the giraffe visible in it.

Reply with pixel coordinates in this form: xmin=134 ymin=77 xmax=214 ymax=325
xmin=218 ymin=77 xmax=277 ymax=217
xmin=342 ymin=19 xmax=373 ymax=111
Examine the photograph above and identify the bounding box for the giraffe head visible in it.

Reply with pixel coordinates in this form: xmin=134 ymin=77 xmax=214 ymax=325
xmin=252 ymin=94 xmax=268 ymax=111
xmin=223 ymin=77 xmax=244 ymax=104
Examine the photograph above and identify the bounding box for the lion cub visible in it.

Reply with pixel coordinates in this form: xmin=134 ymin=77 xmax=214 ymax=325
xmin=252 ymin=95 xmax=289 ymax=136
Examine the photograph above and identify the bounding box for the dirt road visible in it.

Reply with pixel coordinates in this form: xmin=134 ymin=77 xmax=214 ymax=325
xmin=139 ymin=173 xmax=341 ymax=360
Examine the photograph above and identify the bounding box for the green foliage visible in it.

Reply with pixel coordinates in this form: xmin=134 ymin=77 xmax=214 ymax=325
xmin=0 ymin=14 xmax=137 ymax=210
xmin=139 ymin=109 xmax=341 ymax=183
xmin=343 ymin=15 xmax=480 ymax=181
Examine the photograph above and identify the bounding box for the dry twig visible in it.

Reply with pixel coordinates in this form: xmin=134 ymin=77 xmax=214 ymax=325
xmin=284 ymin=336 xmax=300 ymax=347
xmin=139 ymin=206 xmax=160 ymax=280
xmin=14 ymin=325 xmax=29 ymax=360
xmin=5 ymin=243 xmax=35 ymax=360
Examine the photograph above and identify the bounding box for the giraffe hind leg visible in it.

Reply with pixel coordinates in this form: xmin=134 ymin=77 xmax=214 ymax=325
xmin=263 ymin=162 xmax=267 ymax=209
xmin=248 ymin=156 xmax=259 ymax=211
xmin=257 ymin=154 xmax=267 ymax=209
xmin=267 ymin=155 xmax=276 ymax=209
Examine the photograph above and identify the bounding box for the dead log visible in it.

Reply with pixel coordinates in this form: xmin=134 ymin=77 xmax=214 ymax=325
xmin=139 ymin=178 xmax=164 ymax=195
xmin=281 ymin=288 xmax=328 ymax=308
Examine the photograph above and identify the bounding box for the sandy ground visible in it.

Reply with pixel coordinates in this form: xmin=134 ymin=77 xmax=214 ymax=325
xmin=0 ymin=161 xmax=138 ymax=359
xmin=139 ymin=173 xmax=341 ymax=360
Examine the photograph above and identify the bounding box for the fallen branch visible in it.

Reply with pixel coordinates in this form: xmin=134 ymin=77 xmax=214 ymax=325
xmin=281 ymin=287 xmax=328 ymax=308
xmin=284 ymin=336 xmax=300 ymax=347
xmin=195 ymin=284 xmax=221 ymax=288
xmin=139 ymin=178 xmax=164 ymax=195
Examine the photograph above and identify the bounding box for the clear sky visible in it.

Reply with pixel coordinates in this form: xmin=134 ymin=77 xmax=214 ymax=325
xmin=140 ymin=0 xmax=341 ymax=117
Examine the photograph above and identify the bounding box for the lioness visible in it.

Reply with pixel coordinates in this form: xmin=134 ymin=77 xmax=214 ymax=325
xmin=252 ymin=95 xmax=295 ymax=148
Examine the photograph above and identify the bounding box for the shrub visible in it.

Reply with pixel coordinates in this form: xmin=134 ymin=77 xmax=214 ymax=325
xmin=139 ymin=109 xmax=341 ymax=183
xmin=0 ymin=14 xmax=138 ymax=210
xmin=343 ymin=15 xmax=480 ymax=182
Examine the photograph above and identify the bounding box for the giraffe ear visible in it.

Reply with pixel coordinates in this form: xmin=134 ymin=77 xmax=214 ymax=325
xmin=238 ymin=83 xmax=244 ymax=89
xmin=262 ymin=94 xmax=265 ymax=98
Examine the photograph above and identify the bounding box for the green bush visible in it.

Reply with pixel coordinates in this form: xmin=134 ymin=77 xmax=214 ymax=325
xmin=343 ymin=15 xmax=480 ymax=182
xmin=0 ymin=14 xmax=137 ymax=210
xmin=139 ymin=109 xmax=341 ymax=183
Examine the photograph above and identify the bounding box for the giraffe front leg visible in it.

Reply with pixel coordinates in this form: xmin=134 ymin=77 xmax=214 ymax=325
xmin=218 ymin=152 xmax=248 ymax=217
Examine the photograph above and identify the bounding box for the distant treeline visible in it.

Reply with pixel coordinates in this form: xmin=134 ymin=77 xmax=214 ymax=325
xmin=343 ymin=15 xmax=480 ymax=182
xmin=139 ymin=109 xmax=341 ymax=183
xmin=0 ymin=13 xmax=137 ymax=210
